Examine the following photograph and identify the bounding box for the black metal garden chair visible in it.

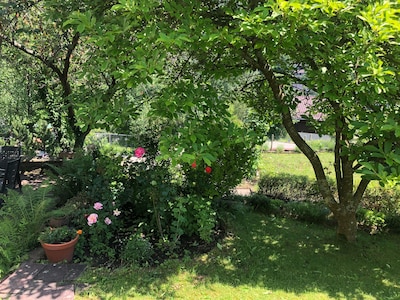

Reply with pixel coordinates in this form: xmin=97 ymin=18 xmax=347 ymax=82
xmin=0 ymin=146 xmax=22 ymax=193
xmin=0 ymin=158 xmax=21 ymax=194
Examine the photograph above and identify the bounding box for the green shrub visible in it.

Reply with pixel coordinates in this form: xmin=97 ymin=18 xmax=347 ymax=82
xmin=385 ymin=214 xmax=400 ymax=233
xmin=245 ymin=194 xmax=274 ymax=214
xmin=357 ymin=208 xmax=386 ymax=234
xmin=214 ymin=194 xmax=251 ymax=228
xmin=180 ymin=141 xmax=259 ymax=199
xmin=169 ymin=195 xmax=217 ymax=242
xmin=47 ymin=151 xmax=97 ymax=202
xmin=361 ymin=186 xmax=400 ymax=214
xmin=258 ymin=173 xmax=323 ymax=202
xmin=120 ymin=233 xmax=154 ymax=266
xmin=286 ymin=201 xmax=330 ymax=224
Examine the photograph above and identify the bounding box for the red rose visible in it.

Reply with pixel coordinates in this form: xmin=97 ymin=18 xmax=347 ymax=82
xmin=205 ymin=166 xmax=212 ymax=174
xmin=191 ymin=161 xmax=197 ymax=168
xmin=134 ymin=147 xmax=146 ymax=158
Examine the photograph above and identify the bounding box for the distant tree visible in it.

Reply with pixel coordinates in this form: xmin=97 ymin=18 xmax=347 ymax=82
xmin=0 ymin=0 xmax=120 ymax=149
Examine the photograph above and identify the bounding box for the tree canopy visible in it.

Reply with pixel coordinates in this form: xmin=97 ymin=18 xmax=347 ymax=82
xmin=1 ymin=0 xmax=399 ymax=241
xmin=74 ymin=0 xmax=400 ymax=241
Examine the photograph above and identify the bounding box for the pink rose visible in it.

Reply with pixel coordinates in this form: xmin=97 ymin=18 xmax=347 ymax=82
xmin=104 ymin=217 xmax=112 ymax=225
xmin=87 ymin=213 xmax=98 ymax=226
xmin=93 ymin=202 xmax=103 ymax=210
xmin=134 ymin=147 xmax=146 ymax=158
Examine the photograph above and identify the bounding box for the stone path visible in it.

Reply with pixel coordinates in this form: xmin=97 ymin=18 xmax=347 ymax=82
xmin=0 ymin=248 xmax=86 ymax=300
xmin=0 ymin=262 xmax=86 ymax=300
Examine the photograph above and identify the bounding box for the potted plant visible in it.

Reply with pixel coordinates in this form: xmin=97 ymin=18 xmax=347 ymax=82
xmin=38 ymin=226 xmax=82 ymax=263
xmin=47 ymin=206 xmax=74 ymax=227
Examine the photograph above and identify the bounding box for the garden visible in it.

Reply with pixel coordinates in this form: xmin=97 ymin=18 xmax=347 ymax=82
xmin=1 ymin=141 xmax=400 ymax=299
xmin=0 ymin=1 xmax=400 ymax=299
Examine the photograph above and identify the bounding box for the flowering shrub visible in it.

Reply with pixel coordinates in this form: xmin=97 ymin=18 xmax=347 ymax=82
xmin=86 ymin=201 xmax=122 ymax=227
xmin=66 ymin=146 xmax=154 ymax=262
xmin=56 ymin=139 xmax=255 ymax=262
xmin=80 ymin=199 xmax=124 ymax=260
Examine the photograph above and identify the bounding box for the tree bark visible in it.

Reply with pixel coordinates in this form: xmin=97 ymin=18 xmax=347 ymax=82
xmin=331 ymin=205 xmax=358 ymax=242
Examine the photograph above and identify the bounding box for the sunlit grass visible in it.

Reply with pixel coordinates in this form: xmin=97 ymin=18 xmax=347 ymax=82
xmin=257 ymin=152 xmax=335 ymax=179
xmin=76 ymin=212 xmax=400 ymax=300
xmin=257 ymin=152 xmax=385 ymax=189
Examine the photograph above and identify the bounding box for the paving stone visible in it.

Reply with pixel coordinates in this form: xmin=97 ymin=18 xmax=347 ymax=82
xmin=0 ymin=262 xmax=85 ymax=299
xmin=6 ymin=283 xmax=74 ymax=300
xmin=0 ymin=263 xmax=46 ymax=294
xmin=34 ymin=263 xmax=86 ymax=282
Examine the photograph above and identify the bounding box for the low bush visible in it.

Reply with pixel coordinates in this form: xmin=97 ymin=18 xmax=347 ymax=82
xmin=245 ymin=194 xmax=275 ymax=214
xmin=286 ymin=201 xmax=330 ymax=224
xmin=361 ymin=186 xmax=400 ymax=214
xmin=120 ymin=233 xmax=154 ymax=266
xmin=169 ymin=195 xmax=217 ymax=243
xmin=385 ymin=214 xmax=400 ymax=233
xmin=258 ymin=173 xmax=323 ymax=202
xmin=258 ymin=173 xmax=400 ymax=232
xmin=357 ymin=208 xmax=386 ymax=234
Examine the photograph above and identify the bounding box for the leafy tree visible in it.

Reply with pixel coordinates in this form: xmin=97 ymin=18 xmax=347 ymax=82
xmin=161 ymin=0 xmax=400 ymax=242
xmin=122 ymin=1 xmax=399 ymax=241
xmin=0 ymin=0 xmax=121 ymax=149
xmin=63 ymin=0 xmax=400 ymax=242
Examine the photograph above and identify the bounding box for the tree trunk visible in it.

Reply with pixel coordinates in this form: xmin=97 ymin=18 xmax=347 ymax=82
xmin=73 ymin=128 xmax=90 ymax=150
xmin=331 ymin=206 xmax=358 ymax=242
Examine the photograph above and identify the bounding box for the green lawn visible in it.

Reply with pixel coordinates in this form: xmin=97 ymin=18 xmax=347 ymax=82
xmin=76 ymin=211 xmax=400 ymax=300
xmin=257 ymin=152 xmax=335 ymax=179
xmin=75 ymin=152 xmax=399 ymax=299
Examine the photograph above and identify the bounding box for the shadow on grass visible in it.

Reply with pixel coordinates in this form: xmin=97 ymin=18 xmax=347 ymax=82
xmin=193 ymin=212 xmax=400 ymax=299
xmin=77 ymin=211 xmax=400 ymax=299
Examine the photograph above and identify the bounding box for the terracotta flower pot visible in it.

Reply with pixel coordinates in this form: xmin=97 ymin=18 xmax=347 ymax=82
xmin=40 ymin=235 xmax=79 ymax=263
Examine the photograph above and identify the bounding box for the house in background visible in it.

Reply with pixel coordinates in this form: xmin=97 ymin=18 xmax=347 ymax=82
xmin=294 ymin=95 xmax=331 ymax=141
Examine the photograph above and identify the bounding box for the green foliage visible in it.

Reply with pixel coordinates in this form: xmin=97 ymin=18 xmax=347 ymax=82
xmin=120 ymin=233 xmax=154 ymax=266
xmin=154 ymin=81 xmax=265 ymax=171
xmin=0 ymin=187 xmax=55 ymax=277
xmin=244 ymin=194 xmax=274 ymax=214
xmin=357 ymin=208 xmax=386 ymax=235
xmin=170 ymin=195 xmax=216 ymax=242
xmin=385 ymin=214 xmax=400 ymax=233
xmin=258 ymin=173 xmax=323 ymax=202
xmin=361 ymin=185 xmax=400 ymax=214
xmin=286 ymin=201 xmax=330 ymax=224
xmin=48 ymin=151 xmax=98 ymax=202
xmin=38 ymin=226 xmax=78 ymax=244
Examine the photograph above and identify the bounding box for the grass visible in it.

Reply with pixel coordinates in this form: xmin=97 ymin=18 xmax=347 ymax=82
xmin=257 ymin=152 xmax=335 ymax=180
xmin=76 ymin=211 xmax=400 ymax=300
xmin=74 ymin=152 xmax=400 ymax=299
xmin=256 ymin=152 xmax=381 ymax=189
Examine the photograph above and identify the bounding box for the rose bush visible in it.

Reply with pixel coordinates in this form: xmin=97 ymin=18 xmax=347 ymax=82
xmin=53 ymin=131 xmax=260 ymax=263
